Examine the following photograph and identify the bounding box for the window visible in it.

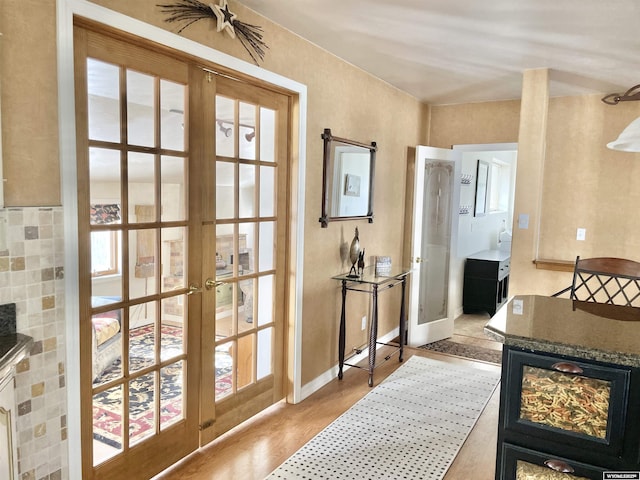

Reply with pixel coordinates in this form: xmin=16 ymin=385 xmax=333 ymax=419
xmin=489 ymin=159 xmax=511 ymax=213
xmin=91 ymin=230 xmax=120 ymax=277
xmin=90 ymin=203 xmax=122 ymax=277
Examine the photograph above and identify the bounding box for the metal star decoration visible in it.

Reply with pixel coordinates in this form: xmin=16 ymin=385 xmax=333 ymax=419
xmin=210 ymin=0 xmax=236 ymax=38
xmin=158 ymin=0 xmax=268 ymax=64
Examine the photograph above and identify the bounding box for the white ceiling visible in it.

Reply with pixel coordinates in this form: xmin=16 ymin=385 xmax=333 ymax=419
xmin=237 ymin=0 xmax=640 ymax=105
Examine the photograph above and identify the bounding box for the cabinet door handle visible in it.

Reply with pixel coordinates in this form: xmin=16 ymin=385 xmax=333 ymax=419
xmin=551 ymin=362 xmax=584 ymax=374
xmin=544 ymin=459 xmax=575 ymax=473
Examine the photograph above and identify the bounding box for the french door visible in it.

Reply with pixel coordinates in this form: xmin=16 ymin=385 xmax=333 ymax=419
xmin=74 ymin=23 xmax=289 ymax=479
xmin=198 ymin=74 xmax=289 ymax=442
xmin=407 ymin=146 xmax=461 ymax=347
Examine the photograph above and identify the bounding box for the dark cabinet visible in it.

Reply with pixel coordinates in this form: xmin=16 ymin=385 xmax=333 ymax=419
xmin=500 ymin=443 xmax=606 ymax=479
xmin=496 ymin=346 xmax=640 ymax=479
xmin=463 ymin=250 xmax=510 ymax=316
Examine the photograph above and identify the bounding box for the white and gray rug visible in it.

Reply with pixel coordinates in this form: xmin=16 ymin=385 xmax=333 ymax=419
xmin=266 ymin=355 xmax=501 ymax=480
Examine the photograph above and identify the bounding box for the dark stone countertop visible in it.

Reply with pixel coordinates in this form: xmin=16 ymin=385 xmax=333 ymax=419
xmin=485 ymin=295 xmax=640 ymax=367
xmin=0 ymin=333 xmax=33 ymax=382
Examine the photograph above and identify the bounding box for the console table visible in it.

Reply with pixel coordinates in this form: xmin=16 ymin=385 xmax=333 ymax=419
xmin=332 ymin=266 xmax=411 ymax=387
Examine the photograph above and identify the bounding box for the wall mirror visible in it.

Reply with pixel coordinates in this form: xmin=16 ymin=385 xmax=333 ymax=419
xmin=319 ymin=128 xmax=377 ymax=227
xmin=474 ymin=159 xmax=489 ymax=217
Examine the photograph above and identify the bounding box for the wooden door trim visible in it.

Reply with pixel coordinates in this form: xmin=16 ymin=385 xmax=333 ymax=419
xmin=74 ymin=16 xmax=296 ymax=99
xmin=73 ymin=25 xmax=95 ymax=476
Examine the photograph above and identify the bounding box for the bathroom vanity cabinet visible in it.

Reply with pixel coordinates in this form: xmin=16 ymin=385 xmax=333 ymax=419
xmin=463 ymin=249 xmax=510 ymax=316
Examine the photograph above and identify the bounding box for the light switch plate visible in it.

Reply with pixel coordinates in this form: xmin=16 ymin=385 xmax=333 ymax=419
xmin=512 ymin=299 xmax=524 ymax=315
xmin=518 ymin=213 xmax=529 ymax=229
xmin=577 ymin=228 xmax=586 ymax=241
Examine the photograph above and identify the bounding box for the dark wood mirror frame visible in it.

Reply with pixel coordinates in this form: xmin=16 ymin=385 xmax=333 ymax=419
xmin=319 ymin=128 xmax=377 ymax=228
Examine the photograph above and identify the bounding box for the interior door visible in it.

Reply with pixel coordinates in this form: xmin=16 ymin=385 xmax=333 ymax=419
xmin=198 ymin=74 xmax=289 ymax=444
xmin=407 ymin=146 xmax=461 ymax=347
xmin=74 ymin=26 xmax=201 ymax=479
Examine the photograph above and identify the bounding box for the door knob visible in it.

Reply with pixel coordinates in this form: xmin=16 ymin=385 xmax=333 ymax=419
xmin=205 ymin=278 xmax=225 ymax=290
xmin=187 ymin=283 xmax=202 ymax=295
xmin=415 ymin=257 xmax=422 ymax=264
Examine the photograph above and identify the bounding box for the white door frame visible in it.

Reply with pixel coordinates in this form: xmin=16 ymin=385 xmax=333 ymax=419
xmin=56 ymin=2 xmax=307 ymax=477
xmin=407 ymin=146 xmax=461 ymax=347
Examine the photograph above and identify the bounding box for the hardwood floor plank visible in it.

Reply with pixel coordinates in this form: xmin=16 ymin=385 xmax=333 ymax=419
xmin=444 ymin=383 xmax=500 ymax=479
xmin=154 ymin=348 xmax=500 ymax=480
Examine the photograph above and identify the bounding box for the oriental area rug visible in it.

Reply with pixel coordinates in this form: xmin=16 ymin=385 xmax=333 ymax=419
xmin=92 ymin=325 xmax=232 ymax=449
xmin=419 ymin=339 xmax=502 ymax=365
xmin=266 ymin=355 xmax=501 ymax=480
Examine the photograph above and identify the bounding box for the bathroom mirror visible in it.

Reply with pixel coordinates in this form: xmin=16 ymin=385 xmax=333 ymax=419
xmin=474 ymin=159 xmax=489 ymax=217
xmin=319 ymin=128 xmax=377 ymax=227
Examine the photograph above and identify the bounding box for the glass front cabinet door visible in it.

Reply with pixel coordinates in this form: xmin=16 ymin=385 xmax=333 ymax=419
xmin=504 ymin=350 xmax=630 ymax=457
xmin=496 ymin=348 xmax=640 ymax=479
xmin=502 ymin=444 xmax=605 ymax=479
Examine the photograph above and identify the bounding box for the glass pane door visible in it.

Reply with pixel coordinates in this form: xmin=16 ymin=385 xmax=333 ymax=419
xmin=199 ymin=75 xmax=288 ymax=443
xmin=418 ymin=161 xmax=453 ymax=324
xmin=213 ymin=96 xmax=276 ymax=399
xmin=75 ymin=27 xmax=199 ymax=479
xmin=87 ymin=58 xmax=190 ymax=462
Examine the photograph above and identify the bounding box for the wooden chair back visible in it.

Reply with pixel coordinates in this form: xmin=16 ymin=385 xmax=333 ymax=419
xmin=552 ymin=256 xmax=640 ymax=307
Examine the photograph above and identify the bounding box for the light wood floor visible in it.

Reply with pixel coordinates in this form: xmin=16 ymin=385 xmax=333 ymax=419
xmin=154 ymin=315 xmax=502 ymax=480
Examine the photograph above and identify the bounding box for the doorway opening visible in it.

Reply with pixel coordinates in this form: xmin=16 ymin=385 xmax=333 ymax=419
xmin=407 ymin=143 xmax=517 ymax=347
xmin=453 ymin=143 xmax=518 ymax=319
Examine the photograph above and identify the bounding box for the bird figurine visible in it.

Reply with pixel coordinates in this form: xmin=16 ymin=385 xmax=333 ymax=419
xmin=348 ymin=227 xmax=360 ymax=277
xmin=357 ymin=249 xmax=365 ymax=275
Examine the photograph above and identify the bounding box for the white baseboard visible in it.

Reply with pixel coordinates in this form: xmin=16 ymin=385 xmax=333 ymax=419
xmin=298 ymin=327 xmax=400 ymax=402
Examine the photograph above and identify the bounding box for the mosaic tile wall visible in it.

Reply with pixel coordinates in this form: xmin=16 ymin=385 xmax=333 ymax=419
xmin=0 ymin=207 xmax=68 ymax=480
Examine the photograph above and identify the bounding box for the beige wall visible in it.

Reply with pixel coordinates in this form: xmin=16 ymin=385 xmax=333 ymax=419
xmin=429 ymin=81 xmax=640 ymax=297
xmin=429 ymin=99 xmax=521 ymax=148
xmin=518 ymin=92 xmax=640 ymax=296
xmin=510 ymin=69 xmax=550 ymax=296
xmin=1 ymin=0 xmax=61 ymax=205
xmin=542 ymin=95 xmax=640 ymax=262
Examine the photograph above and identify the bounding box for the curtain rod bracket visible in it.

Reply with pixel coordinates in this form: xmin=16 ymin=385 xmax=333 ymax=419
xmin=602 ymin=84 xmax=640 ymax=105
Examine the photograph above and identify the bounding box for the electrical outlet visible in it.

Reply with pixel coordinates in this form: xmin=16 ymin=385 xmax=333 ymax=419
xmin=361 ymin=316 xmax=367 ymax=330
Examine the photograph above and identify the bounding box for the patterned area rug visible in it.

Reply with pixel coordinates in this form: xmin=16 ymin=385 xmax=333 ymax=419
xmin=92 ymin=325 xmax=232 ymax=449
xmin=419 ymin=339 xmax=502 ymax=364
xmin=266 ymin=355 xmax=501 ymax=480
